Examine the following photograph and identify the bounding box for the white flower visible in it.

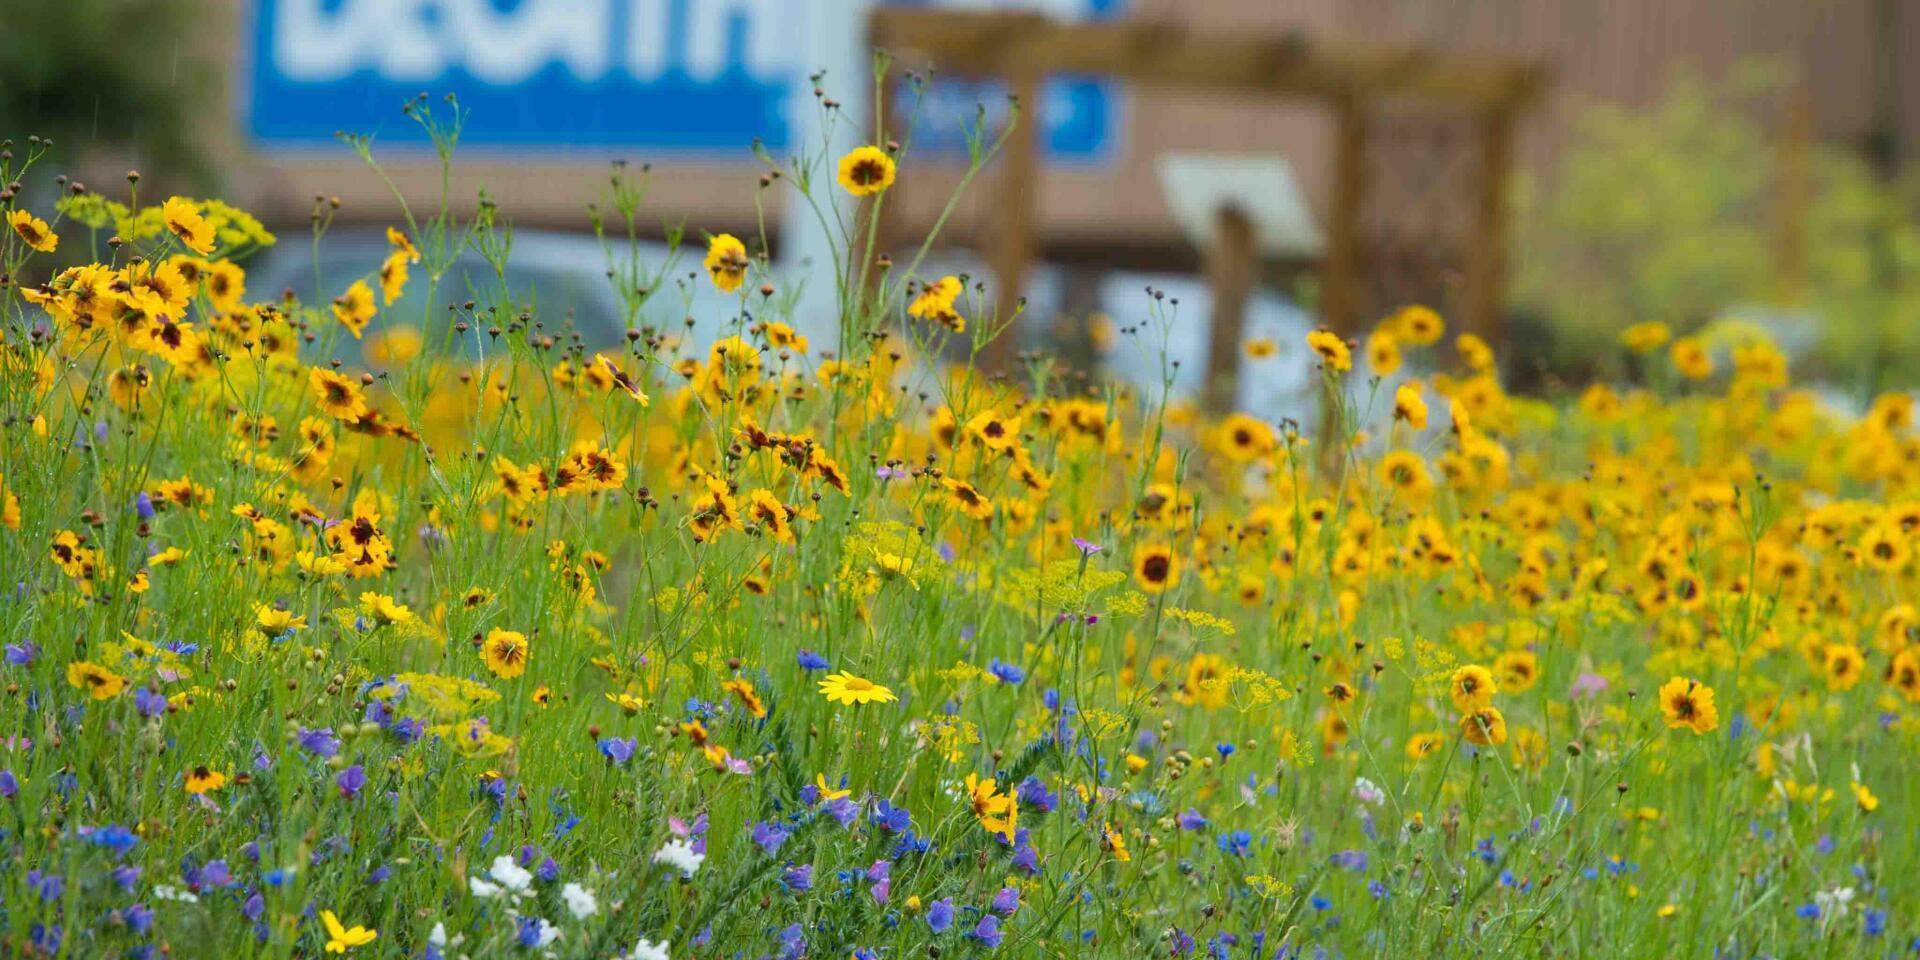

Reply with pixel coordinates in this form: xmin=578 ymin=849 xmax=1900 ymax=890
xmin=1352 ymin=777 xmax=1384 ymax=807
xmin=152 ymin=884 xmax=199 ymax=903
xmin=1815 ymin=886 xmax=1856 ymax=918
xmin=651 ymin=839 xmax=704 ymax=878
xmin=631 ymin=937 xmax=670 ymax=960
xmin=489 ymin=854 xmax=535 ymax=894
xmin=428 ymin=923 xmax=448 ymax=947
xmin=561 ymin=882 xmax=599 ymax=920
xmin=470 ymin=875 xmax=503 ymax=899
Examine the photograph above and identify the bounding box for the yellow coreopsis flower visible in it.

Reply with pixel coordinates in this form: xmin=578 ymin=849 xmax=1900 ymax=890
xmin=1657 ymin=676 xmax=1718 ymax=734
xmin=837 ymin=145 xmax=897 ymax=196
xmin=704 ymin=233 xmax=749 ymax=293
xmin=162 ymin=197 xmax=216 ymax=254
xmin=9 ymin=209 xmax=57 ymax=253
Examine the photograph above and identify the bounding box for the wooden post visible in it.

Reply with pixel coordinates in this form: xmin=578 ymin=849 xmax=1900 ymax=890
xmin=1202 ymin=205 xmax=1258 ymax=414
xmin=982 ymin=52 xmax=1041 ymax=373
xmin=1772 ymin=85 xmax=1813 ymax=305
xmin=1462 ymin=106 xmax=1514 ymax=345
xmin=1322 ymin=95 xmax=1369 ymax=336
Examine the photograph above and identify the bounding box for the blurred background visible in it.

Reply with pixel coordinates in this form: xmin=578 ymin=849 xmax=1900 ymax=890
xmin=8 ymin=0 xmax=1918 ymax=409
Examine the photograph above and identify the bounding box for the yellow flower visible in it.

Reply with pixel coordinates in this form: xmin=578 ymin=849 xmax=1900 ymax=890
xmin=481 ymin=628 xmax=530 ymax=680
xmin=256 ymin=605 xmax=308 ymax=637
xmin=704 ymin=233 xmax=749 ymax=293
xmin=837 ymin=145 xmax=897 ymax=196
xmin=1365 ymin=329 xmax=1401 ymax=375
xmin=1132 ymin=543 xmax=1180 ymax=593
xmin=1244 ymin=336 xmax=1277 ymax=359
xmin=9 ymin=210 xmax=57 ymax=253
xmin=358 ymin=592 xmax=415 ymax=626
xmin=818 ymin=672 xmax=896 ymax=706
xmin=963 ymin=772 xmax=1018 ymax=841
xmin=1390 ymin=305 xmax=1444 ymax=345
xmin=723 ymin=677 xmax=768 ymax=719
xmin=815 ymin=773 xmax=851 ymax=801
xmin=1851 ymin=781 xmax=1879 ymax=813
xmin=1393 ymin=383 xmax=1428 ymax=430
xmin=1101 ymin=822 xmax=1131 ymax=862
xmin=1306 ymin=330 xmax=1351 ymax=373
xmin=1621 ymin=321 xmax=1670 ymax=354
xmin=162 ymin=197 xmax=216 ymax=254
xmin=332 ymin=280 xmax=377 ymax=339
xmin=1657 ymin=676 xmax=1718 ymax=734
xmin=907 ymin=276 xmax=965 ymax=332
xmin=1493 ymin=650 xmax=1538 ymax=693
xmin=321 ymin=910 xmax=378 ymax=954
xmin=1670 ymin=336 xmax=1712 ymax=380
xmin=1448 ymin=664 xmax=1497 ymax=713
xmin=67 ymin=661 xmax=127 ymax=700
xmin=184 ymin=764 xmax=229 ymax=795
xmin=309 ymin=368 xmax=370 ymax=421
xmin=1459 ymin=706 xmax=1507 ymax=746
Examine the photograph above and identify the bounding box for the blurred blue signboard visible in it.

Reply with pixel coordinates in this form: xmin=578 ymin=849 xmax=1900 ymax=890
xmin=243 ymin=0 xmax=1123 ymax=160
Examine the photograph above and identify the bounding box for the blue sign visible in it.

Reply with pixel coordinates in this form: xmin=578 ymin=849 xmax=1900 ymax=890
xmin=243 ymin=0 xmax=1122 ymax=160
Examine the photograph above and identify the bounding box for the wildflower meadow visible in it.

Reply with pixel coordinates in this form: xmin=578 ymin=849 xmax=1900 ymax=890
xmin=1 ymin=81 xmax=1916 ymax=960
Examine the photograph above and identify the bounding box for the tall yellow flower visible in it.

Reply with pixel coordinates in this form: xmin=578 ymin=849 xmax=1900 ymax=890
xmin=837 ymin=145 xmax=896 ymax=196
xmin=162 ymin=197 xmax=215 ymax=254
xmin=1657 ymin=676 xmax=1718 ymax=734
xmin=704 ymin=233 xmax=749 ymax=293
xmin=9 ymin=210 xmax=57 ymax=253
xmin=481 ymin=629 xmax=530 ymax=679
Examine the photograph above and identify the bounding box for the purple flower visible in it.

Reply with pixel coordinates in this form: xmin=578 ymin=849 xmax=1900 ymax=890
xmin=968 ymin=914 xmax=1004 ymax=948
xmin=927 ymin=897 xmax=955 ymax=933
xmin=135 ymin=687 xmax=167 ymax=719
xmin=598 ymin=737 xmax=636 ymax=765
xmin=335 ymin=764 xmax=367 ymax=799
xmin=988 ymin=658 xmax=1025 ymax=685
xmin=5 ymin=642 xmax=37 ymax=667
xmin=134 ymin=492 xmax=156 ymax=520
xmin=1016 ymin=778 xmax=1056 ymax=813
xmin=1331 ymin=849 xmax=1368 ymax=872
xmin=28 ymin=870 xmax=63 ymax=901
xmin=751 ymin=821 xmax=791 ymax=856
xmin=796 ymin=649 xmax=830 ymax=671
xmin=1177 ymin=809 xmax=1209 ymax=831
xmin=1071 ymin=537 xmax=1103 ymax=557
xmin=824 ymin=796 xmax=860 ymax=826
xmin=781 ymin=863 xmax=813 ymax=892
xmin=295 ymin=727 xmax=341 ymax=758
xmin=1571 ymin=672 xmax=1609 ymax=698
xmin=991 ymin=886 xmax=1020 ymax=915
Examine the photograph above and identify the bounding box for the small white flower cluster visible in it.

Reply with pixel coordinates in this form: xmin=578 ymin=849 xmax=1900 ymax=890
xmin=630 ymin=937 xmax=670 ymax=960
xmin=468 ymin=854 xmax=535 ymax=900
xmin=651 ymin=838 xmax=704 ymax=878
xmin=1352 ymin=776 xmax=1385 ymax=808
xmin=560 ymin=882 xmax=599 ymax=920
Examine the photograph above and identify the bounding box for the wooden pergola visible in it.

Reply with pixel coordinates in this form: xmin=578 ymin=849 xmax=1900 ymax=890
xmin=868 ymin=8 xmax=1547 ymax=373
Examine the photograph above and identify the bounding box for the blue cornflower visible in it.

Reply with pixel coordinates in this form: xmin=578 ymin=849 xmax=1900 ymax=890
xmin=796 ymin=649 xmax=830 ymax=671
xmin=598 ymin=737 xmax=637 ymax=765
xmin=988 ymin=658 xmax=1025 ymax=685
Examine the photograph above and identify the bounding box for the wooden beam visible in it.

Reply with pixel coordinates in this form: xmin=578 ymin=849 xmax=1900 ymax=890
xmin=870 ymin=9 xmax=1546 ymax=111
xmin=1202 ymin=206 xmax=1258 ymax=414
xmin=1322 ymin=96 xmax=1369 ymax=337
xmin=1461 ymin=106 xmax=1514 ymax=346
xmin=983 ymin=49 xmax=1041 ymax=373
